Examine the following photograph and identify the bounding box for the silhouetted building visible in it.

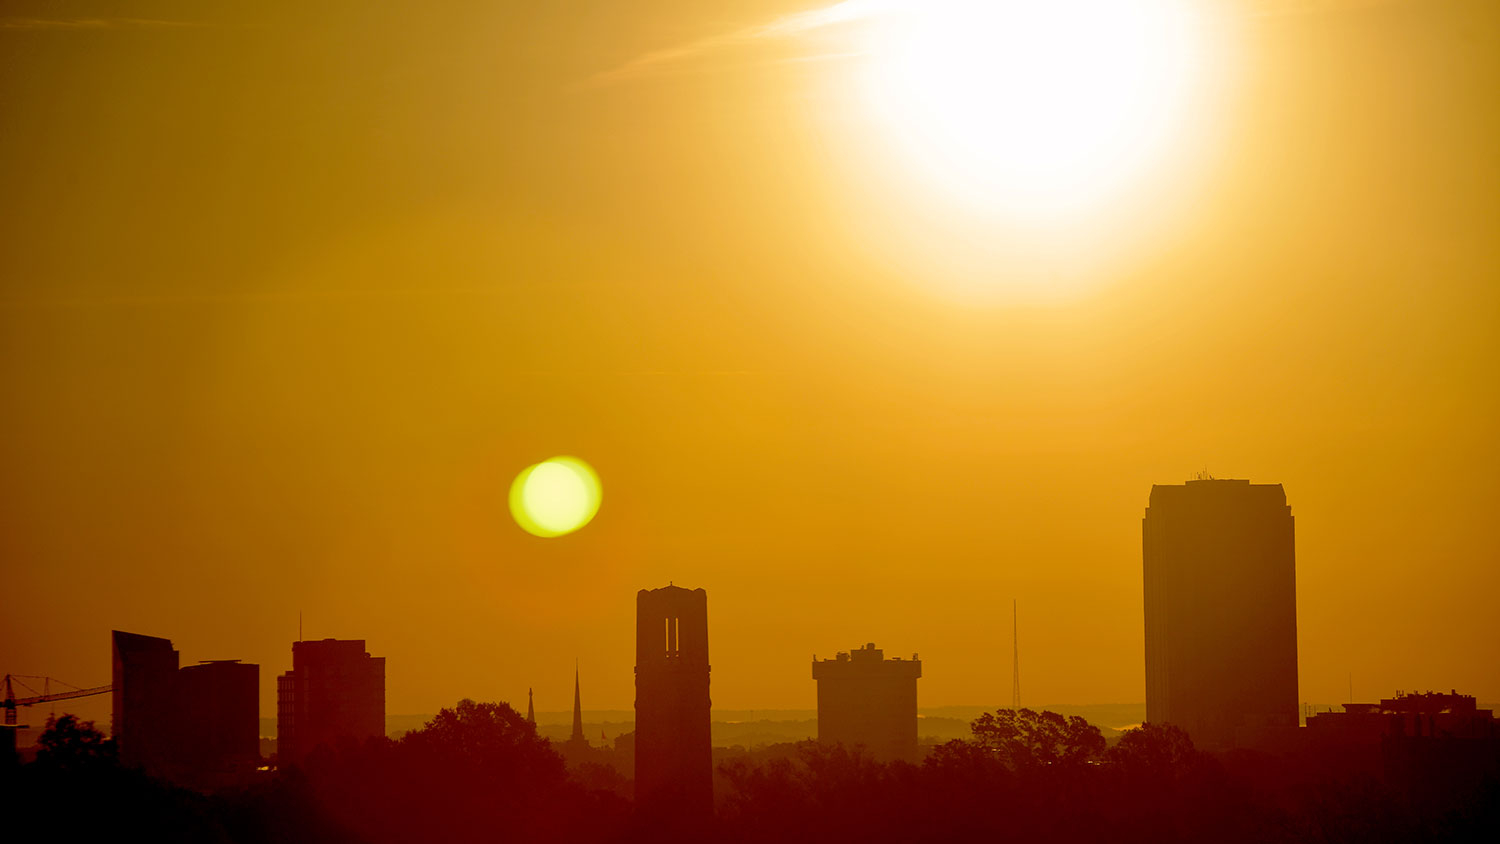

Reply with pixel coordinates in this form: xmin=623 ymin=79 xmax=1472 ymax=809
xmin=276 ymin=638 xmax=385 ymax=765
xmin=177 ymin=660 xmax=259 ymax=778
xmin=570 ymin=664 xmax=586 ymax=747
xmin=1307 ymin=690 xmax=1500 ymax=800
xmin=812 ymin=643 xmax=921 ymax=762
xmin=111 ymin=630 xmax=259 ymax=785
xmin=1308 ymin=690 xmax=1500 ymax=744
xmin=1143 ymin=479 xmax=1298 ymax=749
xmin=614 ymin=729 xmax=635 ymax=763
xmin=635 ymin=585 xmax=712 ymax=818
xmin=112 ymin=630 xmax=180 ymax=773
xmin=556 ymin=666 xmax=605 ymax=767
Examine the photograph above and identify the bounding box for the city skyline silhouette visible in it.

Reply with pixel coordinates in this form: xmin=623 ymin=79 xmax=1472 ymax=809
xmin=7 ymin=492 xmax=1498 ymax=840
xmin=4 ymin=6 xmax=1498 ymax=719
xmin=2 ymin=0 xmax=1497 ymax=840
xmin=13 ymin=473 xmax=1495 ymax=753
xmin=6 ymin=472 xmax=1497 ymax=733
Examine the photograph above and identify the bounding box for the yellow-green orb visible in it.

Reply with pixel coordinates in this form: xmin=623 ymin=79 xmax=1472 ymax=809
xmin=509 ymin=456 xmax=602 ymax=538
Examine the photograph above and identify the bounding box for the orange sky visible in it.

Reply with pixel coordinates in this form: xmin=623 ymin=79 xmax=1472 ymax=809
xmin=2 ymin=0 xmax=1497 ymax=720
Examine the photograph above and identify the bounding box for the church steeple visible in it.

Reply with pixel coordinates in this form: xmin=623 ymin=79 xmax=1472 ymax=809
xmin=571 ymin=661 xmax=585 ymax=744
xmin=526 ymin=687 xmax=535 ymax=724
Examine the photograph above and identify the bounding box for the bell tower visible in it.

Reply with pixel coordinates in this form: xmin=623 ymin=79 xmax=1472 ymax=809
xmin=634 ymin=585 xmax=712 ymax=818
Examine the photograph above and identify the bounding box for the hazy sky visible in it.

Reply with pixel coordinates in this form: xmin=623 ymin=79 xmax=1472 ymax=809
xmin=2 ymin=0 xmax=1497 ymax=720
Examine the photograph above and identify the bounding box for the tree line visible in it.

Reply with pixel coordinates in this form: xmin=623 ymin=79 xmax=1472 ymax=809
xmin=4 ymin=703 xmax=1494 ymax=843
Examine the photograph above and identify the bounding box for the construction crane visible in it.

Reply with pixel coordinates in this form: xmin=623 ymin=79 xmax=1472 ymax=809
xmin=3 ymin=674 xmax=112 ymax=726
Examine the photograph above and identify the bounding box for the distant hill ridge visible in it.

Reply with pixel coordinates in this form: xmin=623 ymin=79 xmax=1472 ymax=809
xmin=256 ymin=703 xmax=1154 ymax=741
xmin=256 ymin=701 xmax=1498 ymax=745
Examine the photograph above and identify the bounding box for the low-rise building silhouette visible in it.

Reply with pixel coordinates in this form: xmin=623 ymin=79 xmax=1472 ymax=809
xmin=1308 ymin=690 xmax=1500 ymax=799
xmin=813 ymin=643 xmax=921 ymax=762
xmin=1308 ymin=690 xmax=1500 ymax=743
xmin=276 ymin=638 xmax=385 ymax=765
xmin=635 ymin=584 xmax=712 ymax=819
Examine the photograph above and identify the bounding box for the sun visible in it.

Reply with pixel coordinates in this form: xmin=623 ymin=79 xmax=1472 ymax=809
xmin=509 ymin=456 xmax=602 ymax=538
xmin=860 ymin=0 xmax=1211 ymax=219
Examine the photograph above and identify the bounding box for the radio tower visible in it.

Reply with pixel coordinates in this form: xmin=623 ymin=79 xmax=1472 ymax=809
xmin=1011 ymin=599 xmax=1021 ymax=711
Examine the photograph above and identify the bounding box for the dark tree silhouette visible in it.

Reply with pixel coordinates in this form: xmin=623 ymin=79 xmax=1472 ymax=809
xmin=8 ymin=702 xmax=1496 ymax=844
xmin=295 ymin=699 xmax=626 ymax=844
xmin=570 ymin=759 xmax=630 ymax=798
xmin=718 ymin=741 xmax=924 ymax=844
xmin=9 ymin=714 xmax=228 ymax=842
xmin=1107 ymin=722 xmax=1197 ymax=771
xmin=970 ymin=707 xmax=1106 ymax=769
xmin=33 ymin=713 xmax=116 ymax=770
xmin=399 ymin=698 xmax=562 ymax=775
xmin=922 ymin=734 xmax=1010 ymax=798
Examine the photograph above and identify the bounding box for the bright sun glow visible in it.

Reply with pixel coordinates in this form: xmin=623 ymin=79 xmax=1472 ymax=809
xmin=861 ymin=0 xmax=1210 ymax=219
xmin=509 ymin=456 xmax=602 ymax=538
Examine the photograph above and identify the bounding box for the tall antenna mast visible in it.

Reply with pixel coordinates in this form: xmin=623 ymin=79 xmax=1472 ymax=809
xmin=1011 ymin=599 xmax=1021 ymax=711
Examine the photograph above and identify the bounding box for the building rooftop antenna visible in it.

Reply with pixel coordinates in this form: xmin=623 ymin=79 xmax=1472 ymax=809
xmin=1011 ymin=599 xmax=1021 ymax=712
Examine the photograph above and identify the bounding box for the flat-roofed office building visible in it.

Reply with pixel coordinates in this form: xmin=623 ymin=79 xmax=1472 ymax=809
xmin=277 ymin=638 xmax=385 ymax=764
xmin=1143 ymin=479 xmax=1298 ymax=749
xmin=813 ymin=643 xmax=921 ymax=762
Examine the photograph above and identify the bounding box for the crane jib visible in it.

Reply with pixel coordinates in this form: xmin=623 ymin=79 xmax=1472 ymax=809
xmin=2 ymin=675 xmax=113 ymax=726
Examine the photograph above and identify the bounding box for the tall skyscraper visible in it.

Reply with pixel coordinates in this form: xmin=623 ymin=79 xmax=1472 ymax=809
xmin=276 ymin=638 xmax=385 ymax=765
xmin=1143 ymin=478 xmax=1298 ymax=749
xmin=634 ymin=584 xmax=711 ymax=818
xmin=812 ymin=643 xmax=921 ymax=762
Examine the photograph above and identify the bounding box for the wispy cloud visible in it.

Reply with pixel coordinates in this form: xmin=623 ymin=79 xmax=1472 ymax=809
xmin=590 ymin=0 xmax=1413 ymax=86
xmin=590 ymin=0 xmax=900 ymax=86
